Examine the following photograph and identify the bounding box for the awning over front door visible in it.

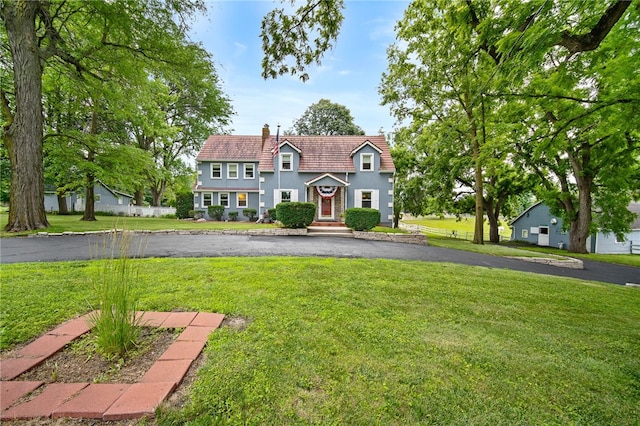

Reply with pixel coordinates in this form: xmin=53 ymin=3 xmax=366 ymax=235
xmin=304 ymin=173 xmax=350 ymax=187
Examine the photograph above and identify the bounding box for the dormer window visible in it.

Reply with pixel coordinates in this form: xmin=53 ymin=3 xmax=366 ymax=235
xmin=361 ymin=153 xmax=373 ymax=171
xmin=281 ymin=153 xmax=292 ymax=171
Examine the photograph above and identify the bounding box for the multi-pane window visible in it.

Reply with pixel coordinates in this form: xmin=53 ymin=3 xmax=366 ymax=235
xmin=219 ymin=193 xmax=229 ymax=208
xmin=281 ymin=191 xmax=292 ymax=203
xmin=228 ymin=163 xmax=238 ymax=179
xmin=361 ymin=153 xmax=373 ymax=171
xmin=281 ymin=153 xmax=292 ymax=171
xmin=244 ymin=164 xmax=255 ymax=179
xmin=203 ymin=193 xmax=212 ymax=207
xmin=237 ymin=193 xmax=248 ymax=208
xmin=361 ymin=191 xmax=372 ymax=208
xmin=211 ymin=163 xmax=222 ymax=179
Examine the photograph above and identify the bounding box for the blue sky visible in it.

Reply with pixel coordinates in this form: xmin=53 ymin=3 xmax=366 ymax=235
xmin=189 ymin=1 xmax=410 ymax=136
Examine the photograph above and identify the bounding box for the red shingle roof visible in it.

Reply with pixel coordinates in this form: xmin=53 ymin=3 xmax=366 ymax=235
xmin=258 ymin=135 xmax=395 ymax=172
xmin=196 ymin=135 xmax=263 ymax=161
xmin=197 ymin=134 xmax=395 ymax=173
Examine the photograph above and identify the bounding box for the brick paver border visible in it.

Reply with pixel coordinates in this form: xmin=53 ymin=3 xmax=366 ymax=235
xmin=0 ymin=311 xmax=224 ymax=422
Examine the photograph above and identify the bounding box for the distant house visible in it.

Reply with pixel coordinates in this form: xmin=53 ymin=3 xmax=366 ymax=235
xmin=510 ymin=201 xmax=640 ymax=254
xmin=45 ymin=180 xmax=133 ymax=213
xmin=192 ymin=125 xmax=396 ymax=225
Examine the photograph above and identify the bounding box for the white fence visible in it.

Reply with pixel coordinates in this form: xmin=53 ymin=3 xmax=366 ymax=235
xmin=97 ymin=205 xmax=176 ymax=217
xmin=399 ymin=222 xmax=507 ymax=242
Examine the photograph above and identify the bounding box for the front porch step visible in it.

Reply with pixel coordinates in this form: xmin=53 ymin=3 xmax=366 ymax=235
xmin=307 ymin=226 xmax=353 ymax=238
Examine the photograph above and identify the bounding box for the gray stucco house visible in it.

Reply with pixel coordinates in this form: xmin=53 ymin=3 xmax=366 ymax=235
xmin=510 ymin=201 xmax=640 ymax=254
xmin=193 ymin=125 xmax=396 ymax=225
xmin=45 ymin=180 xmax=134 ymax=213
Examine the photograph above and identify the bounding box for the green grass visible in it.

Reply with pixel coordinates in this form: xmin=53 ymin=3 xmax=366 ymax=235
xmin=403 ymin=216 xmax=512 ymax=239
xmin=404 ymin=216 xmax=640 ymax=267
xmin=426 ymin=235 xmax=556 ymax=258
xmin=0 ymin=212 xmax=277 ymax=238
xmin=2 ymin=257 xmax=639 ymax=425
xmin=519 ymin=245 xmax=640 ymax=268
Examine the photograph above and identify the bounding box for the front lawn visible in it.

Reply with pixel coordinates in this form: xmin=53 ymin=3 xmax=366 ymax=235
xmin=2 ymin=257 xmax=638 ymax=425
xmin=0 ymin=212 xmax=277 ymax=238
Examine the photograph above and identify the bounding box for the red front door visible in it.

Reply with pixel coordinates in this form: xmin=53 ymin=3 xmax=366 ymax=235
xmin=321 ymin=197 xmax=332 ymax=217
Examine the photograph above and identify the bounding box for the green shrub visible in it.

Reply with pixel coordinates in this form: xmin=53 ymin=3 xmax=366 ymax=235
xmin=276 ymin=202 xmax=316 ymax=228
xmin=228 ymin=211 xmax=239 ymax=221
xmin=208 ymin=205 xmax=225 ymax=221
xmin=242 ymin=208 xmax=257 ymax=221
xmin=345 ymin=208 xmax=380 ymax=231
xmin=176 ymin=192 xmax=193 ymax=219
xmin=267 ymin=208 xmax=277 ymax=221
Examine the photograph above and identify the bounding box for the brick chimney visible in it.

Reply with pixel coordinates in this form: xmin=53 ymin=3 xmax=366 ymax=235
xmin=261 ymin=124 xmax=270 ymax=148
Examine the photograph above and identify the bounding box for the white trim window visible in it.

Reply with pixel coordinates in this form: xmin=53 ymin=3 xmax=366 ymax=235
xmin=237 ymin=193 xmax=248 ymax=208
xmin=211 ymin=163 xmax=222 ymax=179
xmin=360 ymin=153 xmax=373 ymax=171
xmin=354 ymin=189 xmax=379 ymax=209
xmin=280 ymin=153 xmax=293 ymax=171
xmin=274 ymin=189 xmax=298 ymax=204
xmin=521 ymin=229 xmax=528 ymax=238
xmin=219 ymin=193 xmax=229 ymax=208
xmin=202 ymin=193 xmax=213 ymax=207
xmin=228 ymin=163 xmax=238 ymax=179
xmin=244 ymin=163 xmax=255 ymax=179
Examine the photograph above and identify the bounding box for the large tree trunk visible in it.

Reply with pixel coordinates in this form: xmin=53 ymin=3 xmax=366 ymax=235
xmin=567 ymin=181 xmax=593 ymax=254
xmin=150 ymin=180 xmax=166 ymax=206
xmin=471 ymin=125 xmax=484 ymax=245
xmin=82 ymin=173 xmax=97 ymax=221
xmin=56 ymin=193 xmax=69 ymax=215
xmin=484 ymin=197 xmax=501 ymax=244
xmin=2 ymin=0 xmax=50 ymax=232
xmin=566 ymin=141 xmax=594 ymax=254
xmin=134 ymin=189 xmax=145 ymax=207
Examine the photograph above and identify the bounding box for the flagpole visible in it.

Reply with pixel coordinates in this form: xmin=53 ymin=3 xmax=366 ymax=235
xmin=276 ymin=124 xmax=281 ymax=192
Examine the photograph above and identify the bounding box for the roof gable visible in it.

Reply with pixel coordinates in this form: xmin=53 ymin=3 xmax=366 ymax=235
xmin=350 ymin=140 xmax=383 ymax=156
xmin=509 ymin=201 xmax=543 ymax=225
xmin=305 ymin=173 xmax=350 ymax=187
xmin=276 ymin=139 xmax=302 ymax=155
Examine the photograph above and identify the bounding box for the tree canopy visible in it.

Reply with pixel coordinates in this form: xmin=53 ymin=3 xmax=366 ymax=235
xmin=379 ymin=0 xmax=639 ymax=252
xmin=1 ymin=0 xmax=231 ymax=229
xmin=291 ymin=99 xmax=365 ymax=136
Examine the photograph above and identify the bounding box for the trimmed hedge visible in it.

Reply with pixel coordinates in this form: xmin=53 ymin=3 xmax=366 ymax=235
xmin=276 ymin=202 xmax=316 ymax=228
xmin=345 ymin=208 xmax=380 ymax=231
xmin=208 ymin=205 xmax=225 ymax=221
xmin=228 ymin=211 xmax=239 ymax=221
xmin=267 ymin=208 xmax=277 ymax=221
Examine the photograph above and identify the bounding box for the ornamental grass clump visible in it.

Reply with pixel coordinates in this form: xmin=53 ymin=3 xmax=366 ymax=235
xmin=87 ymin=230 xmax=143 ymax=359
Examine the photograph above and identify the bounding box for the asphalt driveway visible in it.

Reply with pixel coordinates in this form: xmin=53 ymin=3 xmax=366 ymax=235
xmin=1 ymin=233 xmax=638 ymax=285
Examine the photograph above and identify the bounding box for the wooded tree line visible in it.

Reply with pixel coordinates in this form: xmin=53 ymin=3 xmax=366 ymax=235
xmin=378 ymin=0 xmax=640 ymax=253
xmin=1 ymin=0 xmax=232 ymax=229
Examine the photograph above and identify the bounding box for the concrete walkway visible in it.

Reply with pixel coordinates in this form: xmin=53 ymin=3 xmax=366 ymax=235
xmin=0 ymin=311 xmax=224 ymax=422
